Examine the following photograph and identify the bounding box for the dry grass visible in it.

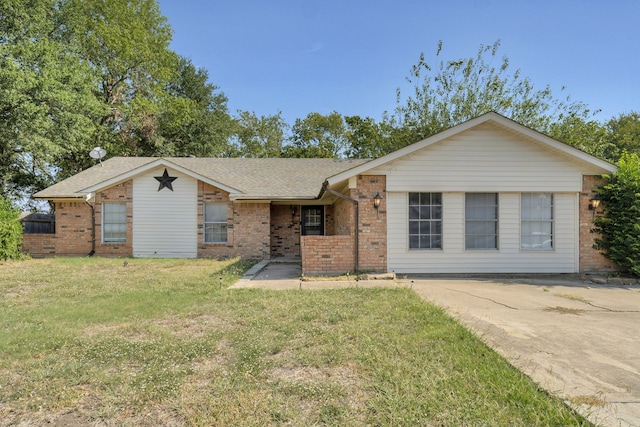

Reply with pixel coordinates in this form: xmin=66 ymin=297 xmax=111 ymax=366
xmin=0 ymin=258 xmax=591 ymax=426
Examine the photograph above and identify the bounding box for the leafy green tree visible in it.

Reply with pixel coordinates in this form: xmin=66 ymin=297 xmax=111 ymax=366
xmin=63 ymin=0 xmax=177 ymax=160
xmin=0 ymin=0 xmax=104 ymax=202
xmin=233 ymin=111 xmax=287 ymax=157
xmin=0 ymin=197 xmax=23 ymax=260
xmin=593 ymin=152 xmax=640 ymax=275
xmin=548 ymin=115 xmax=614 ymax=161
xmin=604 ymin=112 xmax=640 ymax=161
xmin=282 ymin=112 xmax=346 ymax=158
xmin=159 ymin=57 xmax=236 ymax=157
xmin=393 ymin=40 xmax=596 ymax=146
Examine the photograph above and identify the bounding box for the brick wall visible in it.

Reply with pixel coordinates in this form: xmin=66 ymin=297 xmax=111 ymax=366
xmin=300 ymin=175 xmax=387 ymax=275
xmin=21 ymin=234 xmax=56 ymax=258
xmin=53 ymin=200 xmax=94 ymax=256
xmin=301 ymin=235 xmax=355 ymax=275
xmin=196 ymin=182 xmax=270 ymax=259
xmin=352 ymin=175 xmax=387 ymax=272
xmin=197 ymin=182 xmax=234 ymax=258
xmin=270 ymin=204 xmax=301 ymax=258
xmin=579 ymin=175 xmax=618 ymax=273
xmin=233 ymin=202 xmax=271 ymax=259
xmin=94 ymin=180 xmax=133 ymax=256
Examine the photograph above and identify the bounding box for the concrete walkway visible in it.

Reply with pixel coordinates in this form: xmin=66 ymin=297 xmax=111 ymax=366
xmin=231 ymin=262 xmax=640 ymax=427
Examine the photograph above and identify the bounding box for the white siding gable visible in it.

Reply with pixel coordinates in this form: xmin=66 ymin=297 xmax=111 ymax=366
xmin=376 ymin=123 xmax=585 ymax=273
xmin=133 ymin=167 xmax=197 ymax=258
xmin=370 ymin=123 xmax=590 ymax=193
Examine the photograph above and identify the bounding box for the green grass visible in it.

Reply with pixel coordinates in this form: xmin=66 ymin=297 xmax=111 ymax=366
xmin=0 ymin=258 xmax=591 ymax=426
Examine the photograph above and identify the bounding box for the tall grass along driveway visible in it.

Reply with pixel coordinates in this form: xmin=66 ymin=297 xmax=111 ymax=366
xmin=0 ymin=258 xmax=589 ymax=426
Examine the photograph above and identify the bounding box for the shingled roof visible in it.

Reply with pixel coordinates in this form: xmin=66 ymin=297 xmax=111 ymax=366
xmin=34 ymin=157 xmax=370 ymax=200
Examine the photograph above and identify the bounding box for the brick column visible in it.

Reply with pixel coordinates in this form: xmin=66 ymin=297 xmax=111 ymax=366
xmin=579 ymin=176 xmax=617 ymax=273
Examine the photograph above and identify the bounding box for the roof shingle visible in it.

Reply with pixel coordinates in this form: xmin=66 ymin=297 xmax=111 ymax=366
xmin=34 ymin=157 xmax=370 ymax=200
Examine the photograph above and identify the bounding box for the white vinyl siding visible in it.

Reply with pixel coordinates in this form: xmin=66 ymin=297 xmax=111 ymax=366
xmin=102 ymin=202 xmax=127 ymax=243
xmin=372 ymin=124 xmax=590 ymax=273
xmin=369 ymin=123 xmax=590 ymax=193
xmin=521 ymin=193 xmax=554 ymax=251
xmin=132 ymin=167 xmax=197 ymax=258
xmin=387 ymin=192 xmax=578 ymax=273
xmin=204 ymin=202 xmax=228 ymax=243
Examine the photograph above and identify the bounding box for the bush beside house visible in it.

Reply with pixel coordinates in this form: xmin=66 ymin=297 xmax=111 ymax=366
xmin=593 ymin=153 xmax=640 ymax=276
xmin=0 ymin=197 xmax=23 ymax=260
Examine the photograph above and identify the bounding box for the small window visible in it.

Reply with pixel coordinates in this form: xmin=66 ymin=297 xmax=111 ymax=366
xmin=204 ymin=202 xmax=228 ymax=243
xmin=465 ymin=193 xmax=498 ymax=250
xmin=409 ymin=192 xmax=442 ymax=249
xmin=301 ymin=206 xmax=324 ymax=236
xmin=521 ymin=193 xmax=553 ymax=250
xmin=103 ymin=203 xmax=127 ymax=243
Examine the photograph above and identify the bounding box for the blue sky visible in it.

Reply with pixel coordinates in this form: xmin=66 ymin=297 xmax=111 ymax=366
xmin=158 ymin=0 xmax=639 ymax=125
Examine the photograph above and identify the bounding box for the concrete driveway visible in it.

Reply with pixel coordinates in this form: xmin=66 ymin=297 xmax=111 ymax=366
xmin=233 ymin=263 xmax=640 ymax=427
xmin=408 ymin=277 xmax=640 ymax=427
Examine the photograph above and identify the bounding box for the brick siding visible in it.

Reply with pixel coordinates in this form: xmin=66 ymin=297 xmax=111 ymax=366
xmin=197 ymin=182 xmax=271 ymax=259
xmin=300 ymin=175 xmax=387 ymax=275
xmin=94 ymin=180 xmax=133 ymax=256
xmin=301 ymin=235 xmax=355 ymax=275
xmin=270 ymin=205 xmax=301 ymax=258
xmin=579 ymin=175 xmax=618 ymax=273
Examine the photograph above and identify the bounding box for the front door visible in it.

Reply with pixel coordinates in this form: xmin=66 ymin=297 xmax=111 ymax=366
xmin=301 ymin=206 xmax=324 ymax=236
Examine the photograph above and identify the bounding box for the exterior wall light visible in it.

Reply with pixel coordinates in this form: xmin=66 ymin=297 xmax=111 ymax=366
xmin=588 ymin=195 xmax=601 ymax=211
xmin=373 ymin=192 xmax=382 ymax=218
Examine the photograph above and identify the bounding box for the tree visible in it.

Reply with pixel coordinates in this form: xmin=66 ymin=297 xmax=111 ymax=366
xmin=604 ymin=112 xmax=640 ymax=162
xmin=63 ymin=0 xmax=177 ymax=160
xmin=0 ymin=0 xmax=104 ymax=203
xmin=393 ymin=40 xmax=597 ymax=147
xmin=233 ymin=111 xmax=287 ymax=158
xmin=548 ymin=115 xmax=614 ymax=161
xmin=1 ymin=0 xmax=236 ymax=206
xmin=0 ymin=197 xmax=23 ymax=260
xmin=593 ymin=152 xmax=640 ymax=275
xmin=158 ymin=57 xmax=236 ymax=157
xmin=282 ymin=112 xmax=346 ymax=158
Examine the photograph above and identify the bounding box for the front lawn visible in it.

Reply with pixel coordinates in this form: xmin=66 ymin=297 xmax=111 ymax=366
xmin=0 ymin=258 xmax=589 ymax=426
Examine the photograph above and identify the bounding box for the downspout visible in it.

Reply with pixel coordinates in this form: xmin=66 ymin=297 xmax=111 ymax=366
xmin=84 ymin=195 xmax=96 ymax=256
xmin=326 ymin=189 xmax=359 ymax=273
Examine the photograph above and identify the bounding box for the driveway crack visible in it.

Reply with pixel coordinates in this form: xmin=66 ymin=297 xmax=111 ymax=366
xmin=444 ymin=288 xmax=518 ymax=310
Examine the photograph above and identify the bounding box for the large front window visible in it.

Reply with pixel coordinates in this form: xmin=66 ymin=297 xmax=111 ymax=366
xmin=409 ymin=192 xmax=442 ymax=249
xmin=521 ymin=193 xmax=553 ymax=250
xmin=103 ymin=202 xmax=127 ymax=243
xmin=465 ymin=193 xmax=498 ymax=250
xmin=204 ymin=202 xmax=228 ymax=243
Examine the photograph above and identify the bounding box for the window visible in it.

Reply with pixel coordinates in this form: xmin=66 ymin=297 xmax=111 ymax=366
xmin=409 ymin=193 xmax=442 ymax=249
xmin=204 ymin=202 xmax=228 ymax=243
xmin=301 ymin=206 xmax=324 ymax=236
xmin=465 ymin=193 xmax=498 ymax=250
xmin=521 ymin=193 xmax=553 ymax=250
xmin=103 ymin=203 xmax=127 ymax=243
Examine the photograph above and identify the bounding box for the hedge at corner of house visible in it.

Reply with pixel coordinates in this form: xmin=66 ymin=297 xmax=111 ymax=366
xmin=0 ymin=197 xmax=23 ymax=261
xmin=593 ymin=152 xmax=640 ymax=276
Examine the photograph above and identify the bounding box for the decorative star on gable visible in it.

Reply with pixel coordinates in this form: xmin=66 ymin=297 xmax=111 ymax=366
xmin=154 ymin=168 xmax=178 ymax=192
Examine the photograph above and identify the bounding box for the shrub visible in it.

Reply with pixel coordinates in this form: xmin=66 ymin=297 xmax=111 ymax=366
xmin=593 ymin=152 xmax=640 ymax=276
xmin=0 ymin=197 xmax=23 ymax=260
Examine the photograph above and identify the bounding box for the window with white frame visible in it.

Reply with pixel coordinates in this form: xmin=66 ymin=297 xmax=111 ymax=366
xmin=465 ymin=193 xmax=498 ymax=250
xmin=102 ymin=202 xmax=127 ymax=243
xmin=521 ymin=193 xmax=553 ymax=250
xmin=408 ymin=192 xmax=442 ymax=249
xmin=204 ymin=202 xmax=228 ymax=243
